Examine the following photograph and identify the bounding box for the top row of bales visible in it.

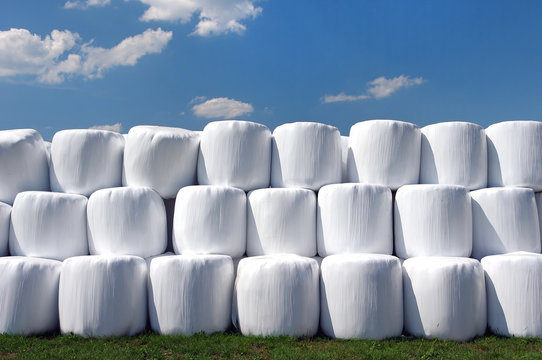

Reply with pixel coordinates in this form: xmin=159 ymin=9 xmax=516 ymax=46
xmin=0 ymin=120 xmax=541 ymax=204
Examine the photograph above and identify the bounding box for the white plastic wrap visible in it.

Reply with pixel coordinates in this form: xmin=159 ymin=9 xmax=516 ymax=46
xmin=486 ymin=121 xmax=542 ymax=191
xmin=347 ymin=120 xmax=421 ymax=190
xmin=123 ymin=126 xmax=200 ymax=199
xmin=173 ymin=185 xmax=246 ymax=257
xmin=0 ymin=129 xmax=49 ymax=204
xmin=198 ymin=121 xmax=272 ymax=191
xmin=403 ymin=257 xmax=486 ymax=341
xmin=148 ymin=254 xmax=234 ymax=335
xmin=482 ymin=252 xmax=542 ymax=337
xmin=0 ymin=202 xmax=11 ymax=256
xmin=394 ymin=184 xmax=472 ymax=259
xmin=320 ymin=254 xmax=402 ymax=339
xmin=232 ymin=254 xmax=319 ymax=337
xmin=341 ymin=136 xmax=349 ymax=182
xmin=537 ymin=192 xmax=542 ymax=239
xmin=420 ymin=122 xmax=487 ymax=190
xmin=317 ymin=183 xmax=392 ymax=257
xmin=50 ymin=129 xmax=124 ymax=196
xmin=59 ymin=255 xmax=147 ymax=337
xmin=0 ymin=256 xmax=61 ymax=335
xmin=271 ymin=122 xmax=342 ymax=190
xmin=9 ymin=191 xmax=88 ymax=261
xmin=471 ymin=188 xmax=541 ymax=260
xmin=44 ymin=141 xmax=51 ymax=162
xmin=247 ymin=188 xmax=316 ymax=257
xmin=87 ymin=187 xmax=167 ymax=258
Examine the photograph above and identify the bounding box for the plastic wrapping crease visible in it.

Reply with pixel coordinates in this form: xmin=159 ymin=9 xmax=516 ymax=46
xmin=347 ymin=120 xmax=421 ymax=190
xmin=271 ymin=122 xmax=341 ymax=190
xmin=420 ymin=122 xmax=487 ymax=190
xmin=0 ymin=129 xmax=50 ymax=204
xmin=50 ymin=129 xmax=124 ymax=196
xmin=87 ymin=187 xmax=167 ymax=258
xmin=198 ymin=120 xmax=272 ymax=191
xmin=317 ymin=183 xmax=392 ymax=257
xmin=0 ymin=202 xmax=11 ymax=256
xmin=59 ymin=255 xmax=147 ymax=337
xmin=232 ymin=254 xmax=319 ymax=336
xmin=403 ymin=257 xmax=487 ymax=341
xmin=173 ymin=185 xmax=246 ymax=257
xmin=320 ymin=254 xmax=403 ymax=339
xmin=471 ymin=188 xmax=541 ymax=260
xmin=148 ymin=254 xmax=234 ymax=335
xmin=247 ymin=188 xmax=316 ymax=257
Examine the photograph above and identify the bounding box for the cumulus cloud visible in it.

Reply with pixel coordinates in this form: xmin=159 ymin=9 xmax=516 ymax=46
xmin=322 ymin=75 xmax=425 ymax=103
xmin=89 ymin=123 xmax=122 ymax=132
xmin=64 ymin=0 xmax=111 ymax=9
xmin=192 ymin=97 xmax=254 ymax=119
xmin=0 ymin=28 xmax=172 ymax=84
xmin=138 ymin=0 xmax=263 ymax=36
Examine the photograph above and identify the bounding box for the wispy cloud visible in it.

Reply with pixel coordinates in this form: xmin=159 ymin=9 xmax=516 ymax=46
xmin=322 ymin=75 xmax=425 ymax=103
xmin=0 ymin=28 xmax=172 ymax=84
xmin=64 ymin=0 xmax=110 ymax=9
xmin=192 ymin=97 xmax=253 ymax=119
xmin=89 ymin=123 xmax=122 ymax=132
xmin=189 ymin=95 xmax=207 ymax=104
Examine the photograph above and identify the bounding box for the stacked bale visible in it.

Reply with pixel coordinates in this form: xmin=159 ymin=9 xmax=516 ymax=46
xmin=0 ymin=202 xmax=11 ymax=256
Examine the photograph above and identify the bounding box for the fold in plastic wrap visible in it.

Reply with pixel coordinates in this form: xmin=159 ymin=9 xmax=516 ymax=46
xmin=232 ymin=254 xmax=319 ymax=337
xmin=198 ymin=121 xmax=272 ymax=191
xmin=148 ymin=254 xmax=234 ymax=335
xmin=10 ymin=191 xmax=88 ymax=260
xmin=482 ymin=252 xmax=542 ymax=337
xmin=173 ymin=185 xmax=246 ymax=257
xmin=403 ymin=257 xmax=486 ymax=341
xmin=247 ymin=188 xmax=316 ymax=257
xmin=394 ymin=185 xmax=472 ymax=258
xmin=317 ymin=184 xmax=392 ymax=257
xmin=347 ymin=120 xmax=421 ymax=190
xmin=0 ymin=256 xmax=61 ymax=335
xmin=320 ymin=254 xmax=402 ymax=339
xmin=486 ymin=121 xmax=542 ymax=191
xmin=471 ymin=188 xmax=541 ymax=260
xmin=87 ymin=187 xmax=167 ymax=257
xmin=123 ymin=126 xmax=199 ymax=199
xmin=341 ymin=136 xmax=349 ymax=182
xmin=50 ymin=129 xmax=124 ymax=196
xmin=420 ymin=122 xmax=487 ymax=190
xmin=271 ymin=122 xmax=341 ymax=190
xmin=0 ymin=129 xmax=49 ymax=204
xmin=59 ymin=255 xmax=147 ymax=337
xmin=537 ymin=192 xmax=542 ymax=239
xmin=0 ymin=202 xmax=11 ymax=256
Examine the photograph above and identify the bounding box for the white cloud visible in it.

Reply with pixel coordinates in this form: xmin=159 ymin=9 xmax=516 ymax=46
xmin=0 ymin=28 xmax=172 ymax=84
xmin=322 ymin=75 xmax=424 ymax=103
xmin=192 ymin=97 xmax=253 ymax=119
xmin=89 ymin=123 xmax=122 ymax=132
xmin=64 ymin=0 xmax=111 ymax=9
xmin=189 ymin=95 xmax=207 ymax=104
xmin=138 ymin=0 xmax=262 ymax=36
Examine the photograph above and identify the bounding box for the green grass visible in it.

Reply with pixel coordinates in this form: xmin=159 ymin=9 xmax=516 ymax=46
xmin=1 ymin=332 xmax=542 ymax=360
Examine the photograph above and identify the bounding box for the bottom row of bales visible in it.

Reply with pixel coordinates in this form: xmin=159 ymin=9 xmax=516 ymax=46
xmin=1 ymin=252 xmax=541 ymax=340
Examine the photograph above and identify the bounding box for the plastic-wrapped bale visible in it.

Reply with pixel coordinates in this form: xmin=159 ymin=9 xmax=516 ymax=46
xmin=347 ymin=120 xmax=421 ymax=190
xmin=9 ymin=191 xmax=88 ymax=261
xmin=317 ymin=183 xmax=392 ymax=257
xmin=471 ymin=188 xmax=541 ymax=260
xmin=394 ymin=184 xmax=472 ymax=259
xmin=420 ymin=122 xmax=487 ymax=190
xmin=44 ymin=141 xmax=51 ymax=162
xmin=271 ymin=122 xmax=341 ymax=190
xmin=173 ymin=186 xmax=246 ymax=257
xmin=198 ymin=120 xmax=272 ymax=191
xmin=87 ymin=187 xmax=167 ymax=257
xmin=50 ymin=129 xmax=124 ymax=196
xmin=123 ymin=126 xmax=200 ymax=199
xmin=320 ymin=254 xmax=402 ymax=339
xmin=232 ymin=254 xmax=319 ymax=337
xmin=0 ymin=202 xmax=11 ymax=256
xmin=486 ymin=121 xmax=542 ymax=191
xmin=59 ymin=255 xmax=147 ymax=337
xmin=340 ymin=136 xmax=349 ymax=182
xmin=403 ymin=257 xmax=486 ymax=341
xmin=247 ymin=188 xmax=316 ymax=257
xmin=0 ymin=129 xmax=49 ymax=205
xmin=0 ymin=256 xmax=61 ymax=335
xmin=148 ymin=254 xmax=234 ymax=335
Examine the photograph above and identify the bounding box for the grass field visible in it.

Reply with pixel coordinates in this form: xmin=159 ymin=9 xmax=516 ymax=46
xmin=0 ymin=332 xmax=542 ymax=359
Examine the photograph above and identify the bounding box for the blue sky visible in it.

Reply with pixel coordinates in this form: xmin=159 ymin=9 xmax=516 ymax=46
xmin=1 ymin=0 xmax=541 ymax=140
